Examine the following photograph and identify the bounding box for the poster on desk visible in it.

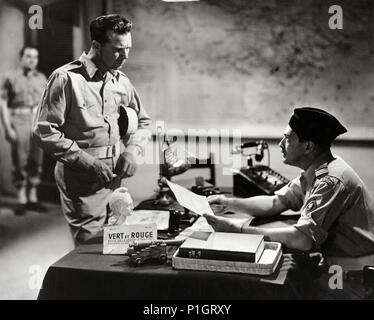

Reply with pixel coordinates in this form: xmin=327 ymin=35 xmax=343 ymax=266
xmin=103 ymin=223 xmax=157 ymax=255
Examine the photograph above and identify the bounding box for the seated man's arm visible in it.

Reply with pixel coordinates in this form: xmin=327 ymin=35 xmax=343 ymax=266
xmin=209 ymin=175 xmax=303 ymax=217
xmin=254 ymin=176 xmax=347 ymax=252
xmin=208 ymin=193 xmax=288 ymax=218
xmin=243 ymin=225 xmax=313 ymax=251
xmin=229 ymin=195 xmax=287 ymax=217
xmin=205 ymin=175 xmax=348 ymax=253
xmin=204 ymin=214 xmax=312 ymax=251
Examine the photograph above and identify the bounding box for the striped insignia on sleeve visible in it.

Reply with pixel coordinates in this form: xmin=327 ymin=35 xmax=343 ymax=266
xmin=315 ymin=164 xmax=329 ymax=178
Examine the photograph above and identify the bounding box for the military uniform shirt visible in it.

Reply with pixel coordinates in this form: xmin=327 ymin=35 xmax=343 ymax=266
xmin=275 ymin=156 xmax=374 ymax=257
xmin=33 ymin=53 xmax=151 ymax=165
xmin=1 ymin=69 xmax=47 ymax=108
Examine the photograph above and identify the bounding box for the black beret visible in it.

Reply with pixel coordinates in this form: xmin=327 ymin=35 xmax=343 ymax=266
xmin=289 ymin=107 xmax=347 ymax=144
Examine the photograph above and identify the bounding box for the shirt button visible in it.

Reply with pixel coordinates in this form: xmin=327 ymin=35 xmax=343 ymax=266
xmin=104 ymin=100 xmax=107 ymax=103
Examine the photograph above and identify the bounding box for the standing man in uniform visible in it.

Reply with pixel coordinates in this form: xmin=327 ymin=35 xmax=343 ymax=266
xmin=33 ymin=14 xmax=151 ymax=245
xmin=0 ymin=46 xmax=47 ymax=214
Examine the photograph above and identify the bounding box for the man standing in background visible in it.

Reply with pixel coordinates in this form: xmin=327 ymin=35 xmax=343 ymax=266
xmin=33 ymin=14 xmax=151 ymax=245
xmin=0 ymin=47 xmax=47 ymax=215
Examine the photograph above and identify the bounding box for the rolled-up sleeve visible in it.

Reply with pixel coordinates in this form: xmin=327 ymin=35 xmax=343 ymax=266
xmin=123 ymin=84 xmax=151 ymax=156
xmin=294 ymin=176 xmax=348 ymax=249
xmin=32 ymin=71 xmax=83 ymax=165
xmin=274 ymin=176 xmax=304 ymax=211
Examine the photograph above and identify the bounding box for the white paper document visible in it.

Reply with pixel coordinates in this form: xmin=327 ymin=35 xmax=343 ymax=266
xmin=124 ymin=210 xmax=170 ymax=231
xmin=166 ymin=179 xmax=214 ymax=216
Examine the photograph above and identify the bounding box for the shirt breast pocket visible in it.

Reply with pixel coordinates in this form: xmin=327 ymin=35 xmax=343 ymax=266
xmin=73 ymin=99 xmax=101 ymax=127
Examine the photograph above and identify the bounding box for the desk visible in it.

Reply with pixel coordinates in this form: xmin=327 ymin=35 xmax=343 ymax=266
xmin=38 ymin=232 xmax=306 ymax=300
xmin=37 ymin=243 xmax=302 ymax=300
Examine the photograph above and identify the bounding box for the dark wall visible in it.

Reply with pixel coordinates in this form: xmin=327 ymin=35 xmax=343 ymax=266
xmin=37 ymin=0 xmax=75 ymax=76
xmin=0 ymin=0 xmax=75 ymax=200
xmin=35 ymin=0 xmax=75 ymax=202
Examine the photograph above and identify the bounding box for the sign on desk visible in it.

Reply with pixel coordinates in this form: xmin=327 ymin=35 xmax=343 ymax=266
xmin=103 ymin=223 xmax=157 ymax=255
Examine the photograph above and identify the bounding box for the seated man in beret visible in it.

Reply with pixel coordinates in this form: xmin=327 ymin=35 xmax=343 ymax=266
xmin=205 ymin=107 xmax=374 ymax=271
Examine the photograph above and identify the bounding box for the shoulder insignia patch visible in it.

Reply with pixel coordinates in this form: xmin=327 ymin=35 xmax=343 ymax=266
xmin=320 ymin=175 xmax=338 ymax=188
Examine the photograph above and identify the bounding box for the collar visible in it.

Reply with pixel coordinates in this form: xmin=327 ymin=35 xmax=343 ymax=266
xmin=301 ymin=159 xmax=327 ymax=192
xmin=79 ymin=52 xmax=120 ymax=81
xmin=315 ymin=162 xmax=329 ymax=178
xmin=300 ymin=161 xmax=330 ymax=193
xmin=79 ymin=53 xmax=99 ymax=79
xmin=18 ymin=67 xmax=38 ymax=77
xmin=300 ymin=164 xmax=317 ymax=193
xmin=301 ymin=152 xmax=335 ymax=189
xmin=110 ymin=69 xmax=120 ymax=82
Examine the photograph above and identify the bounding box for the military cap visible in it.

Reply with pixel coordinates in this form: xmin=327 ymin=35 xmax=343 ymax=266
xmin=289 ymin=107 xmax=347 ymax=144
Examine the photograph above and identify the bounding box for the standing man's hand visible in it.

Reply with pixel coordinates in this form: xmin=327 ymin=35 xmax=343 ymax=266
xmin=5 ymin=127 xmax=17 ymax=143
xmin=74 ymin=151 xmax=114 ymax=187
xmin=115 ymin=151 xmax=137 ymax=179
xmin=90 ymin=158 xmax=114 ymax=186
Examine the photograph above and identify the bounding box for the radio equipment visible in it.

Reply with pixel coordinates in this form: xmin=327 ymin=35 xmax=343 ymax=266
xmin=233 ymin=165 xmax=289 ymax=197
xmin=232 ymin=141 xmax=289 ymax=197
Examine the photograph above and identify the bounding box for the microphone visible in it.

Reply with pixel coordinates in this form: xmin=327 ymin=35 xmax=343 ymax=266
xmin=232 ymin=141 xmax=262 ymax=154
xmin=232 ymin=140 xmax=268 ymax=162
xmin=240 ymin=141 xmax=261 ymax=149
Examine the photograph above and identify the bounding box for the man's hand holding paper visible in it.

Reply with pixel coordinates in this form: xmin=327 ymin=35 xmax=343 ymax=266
xmin=166 ymin=180 xmax=215 ymax=216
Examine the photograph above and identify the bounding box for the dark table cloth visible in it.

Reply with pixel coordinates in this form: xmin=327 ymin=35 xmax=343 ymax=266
xmin=38 ymin=236 xmax=306 ymax=300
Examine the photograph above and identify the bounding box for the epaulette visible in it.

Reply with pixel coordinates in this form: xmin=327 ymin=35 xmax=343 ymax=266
xmin=58 ymin=59 xmax=83 ymax=72
xmin=315 ymin=163 xmax=329 ymax=178
xmin=117 ymin=70 xmax=128 ymax=78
